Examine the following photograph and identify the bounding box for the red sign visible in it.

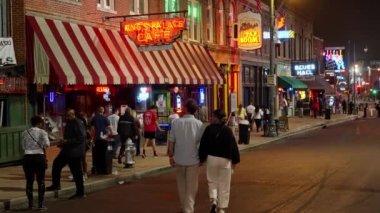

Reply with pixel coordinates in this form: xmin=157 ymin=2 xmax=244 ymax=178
xmin=276 ymin=17 xmax=285 ymax=30
xmin=95 ymin=86 xmax=110 ymax=93
xmin=121 ymin=17 xmax=186 ymax=46
xmin=0 ymin=77 xmax=27 ymax=94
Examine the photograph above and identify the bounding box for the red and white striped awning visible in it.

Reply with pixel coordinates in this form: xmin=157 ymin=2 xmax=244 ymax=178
xmin=27 ymin=15 xmax=223 ymax=85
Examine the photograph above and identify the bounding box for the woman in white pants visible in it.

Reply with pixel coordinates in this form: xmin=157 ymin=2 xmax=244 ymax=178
xmin=199 ymin=109 xmax=240 ymax=213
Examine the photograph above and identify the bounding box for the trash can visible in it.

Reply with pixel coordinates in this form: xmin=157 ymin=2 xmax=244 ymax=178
xmin=238 ymin=120 xmax=250 ymax=144
xmin=156 ymin=123 xmax=171 ymax=145
xmin=325 ymin=108 xmax=331 ymax=120
xmin=93 ymin=140 xmax=113 ymax=175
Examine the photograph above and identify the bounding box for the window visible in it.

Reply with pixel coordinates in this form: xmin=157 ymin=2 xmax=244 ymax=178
xmin=218 ymin=0 xmax=225 ymax=45
xmin=130 ymin=0 xmax=148 ymax=15
xmin=206 ymin=0 xmax=214 ymax=43
xmin=165 ymin=0 xmax=178 ymax=13
xmin=0 ymin=0 xmax=10 ymax=37
xmin=97 ymin=0 xmax=114 ymax=11
xmin=228 ymin=3 xmax=235 ymax=47
xmin=188 ymin=0 xmax=201 ymax=41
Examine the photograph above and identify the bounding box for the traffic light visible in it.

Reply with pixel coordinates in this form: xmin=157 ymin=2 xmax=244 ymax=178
xmin=371 ymin=89 xmax=378 ymax=95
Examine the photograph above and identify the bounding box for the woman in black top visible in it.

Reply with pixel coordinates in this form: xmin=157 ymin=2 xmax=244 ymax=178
xmin=199 ymin=109 xmax=240 ymax=213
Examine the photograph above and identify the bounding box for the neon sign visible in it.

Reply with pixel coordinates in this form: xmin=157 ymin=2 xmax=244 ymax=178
xmin=237 ymin=11 xmax=262 ymax=50
xmin=325 ymin=47 xmax=345 ymax=71
xmin=96 ymin=86 xmax=110 ymax=93
xmin=49 ymin=92 xmax=55 ymax=103
xmin=263 ymin=30 xmax=295 ymax=39
xmin=121 ymin=17 xmax=186 ymax=46
xmin=199 ymin=88 xmax=205 ymax=104
xmin=291 ymin=61 xmax=317 ymax=76
xmin=276 ymin=17 xmax=286 ymax=30
xmin=137 ymin=87 xmax=150 ymax=103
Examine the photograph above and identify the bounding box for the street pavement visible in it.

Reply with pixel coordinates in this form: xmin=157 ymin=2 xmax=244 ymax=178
xmin=0 ymin=113 xmax=360 ymax=212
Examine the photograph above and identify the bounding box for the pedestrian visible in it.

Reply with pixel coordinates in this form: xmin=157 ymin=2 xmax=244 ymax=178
xmin=253 ymin=106 xmax=263 ymax=132
xmin=142 ymin=105 xmax=163 ymax=158
xmin=312 ymin=98 xmax=319 ymax=119
xmin=107 ymin=107 xmax=120 ymax=159
xmin=68 ymin=112 xmax=90 ymax=182
xmin=167 ymin=99 xmax=204 ymax=213
xmin=281 ymin=97 xmax=289 ymax=117
xmin=376 ymin=103 xmax=380 ymax=118
xmin=90 ymin=106 xmax=112 ymax=174
xmin=246 ymin=102 xmax=255 ymax=131
xmin=342 ymin=99 xmax=347 ymax=114
xmin=236 ymin=104 xmax=247 ymax=122
xmin=117 ymin=107 xmax=137 ymax=164
xmin=169 ymin=108 xmax=180 ymax=122
xmin=199 ymin=109 xmax=240 ymax=213
xmin=296 ymin=99 xmax=303 ymax=118
xmin=46 ymin=109 xmax=86 ymax=199
xmin=22 ymin=115 xmax=50 ymax=210
xmin=364 ymin=103 xmax=368 ymax=118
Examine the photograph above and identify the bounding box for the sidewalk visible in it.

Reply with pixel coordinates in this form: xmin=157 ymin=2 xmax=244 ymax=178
xmin=0 ymin=113 xmax=358 ymax=212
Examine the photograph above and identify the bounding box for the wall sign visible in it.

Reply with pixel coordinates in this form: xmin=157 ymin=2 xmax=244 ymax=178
xmin=291 ymin=61 xmax=318 ymax=77
xmin=237 ymin=11 xmax=262 ymax=50
xmin=324 ymin=47 xmax=345 ymax=71
xmin=263 ymin=30 xmax=295 ymax=39
xmin=95 ymin=86 xmax=110 ymax=93
xmin=0 ymin=38 xmax=17 ymax=66
xmin=121 ymin=17 xmax=186 ymax=46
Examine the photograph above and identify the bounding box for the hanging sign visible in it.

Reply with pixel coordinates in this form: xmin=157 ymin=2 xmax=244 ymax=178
xmin=237 ymin=11 xmax=262 ymax=50
xmin=0 ymin=38 xmax=17 ymax=66
xmin=121 ymin=17 xmax=186 ymax=46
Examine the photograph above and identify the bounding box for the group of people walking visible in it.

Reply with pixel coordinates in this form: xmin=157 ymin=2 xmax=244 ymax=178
xmin=21 ymin=99 xmax=240 ymax=212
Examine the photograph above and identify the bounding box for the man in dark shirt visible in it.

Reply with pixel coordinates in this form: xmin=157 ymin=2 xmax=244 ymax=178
xmin=117 ymin=108 xmax=136 ymax=164
xmin=91 ymin=106 xmax=112 ymax=174
xmin=46 ymin=109 xmax=86 ymax=199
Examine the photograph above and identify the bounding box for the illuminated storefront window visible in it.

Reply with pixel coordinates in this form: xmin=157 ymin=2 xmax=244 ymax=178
xmin=188 ymin=0 xmax=200 ymax=41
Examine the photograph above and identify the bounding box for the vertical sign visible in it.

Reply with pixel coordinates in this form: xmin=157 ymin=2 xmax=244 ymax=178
xmin=237 ymin=11 xmax=262 ymax=50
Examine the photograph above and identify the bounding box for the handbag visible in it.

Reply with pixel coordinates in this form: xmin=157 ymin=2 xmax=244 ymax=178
xmin=26 ymin=129 xmax=48 ymax=169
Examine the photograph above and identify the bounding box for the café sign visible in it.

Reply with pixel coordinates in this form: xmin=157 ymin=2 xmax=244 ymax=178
xmin=237 ymin=11 xmax=262 ymax=50
xmin=121 ymin=17 xmax=186 ymax=46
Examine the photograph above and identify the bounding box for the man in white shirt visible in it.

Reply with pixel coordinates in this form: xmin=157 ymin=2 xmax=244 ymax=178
xmin=246 ymin=103 xmax=255 ymax=131
xmin=167 ymin=99 xmax=204 ymax=213
xmin=107 ymin=107 xmax=120 ymax=158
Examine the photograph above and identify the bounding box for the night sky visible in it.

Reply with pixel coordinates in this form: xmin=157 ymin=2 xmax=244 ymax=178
xmin=290 ymin=0 xmax=380 ymax=61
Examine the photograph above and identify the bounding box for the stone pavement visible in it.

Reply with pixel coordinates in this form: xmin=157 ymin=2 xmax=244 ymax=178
xmin=0 ymin=113 xmax=359 ymax=212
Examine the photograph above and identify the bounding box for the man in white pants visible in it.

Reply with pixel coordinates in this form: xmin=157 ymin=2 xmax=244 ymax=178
xmin=167 ymin=99 xmax=204 ymax=213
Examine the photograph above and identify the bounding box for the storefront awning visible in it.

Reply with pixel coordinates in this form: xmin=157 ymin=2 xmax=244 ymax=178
xmin=277 ymin=76 xmax=307 ymax=89
xmin=301 ymin=76 xmax=336 ymax=95
xmin=26 ymin=16 xmax=223 ymax=85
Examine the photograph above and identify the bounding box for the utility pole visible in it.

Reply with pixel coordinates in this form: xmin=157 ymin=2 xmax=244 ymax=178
xmin=266 ymin=0 xmax=277 ymax=137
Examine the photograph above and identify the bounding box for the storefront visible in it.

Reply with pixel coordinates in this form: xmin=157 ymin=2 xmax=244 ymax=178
xmin=277 ymin=76 xmax=308 ymax=116
xmin=241 ymin=63 xmax=269 ymax=108
xmin=302 ymin=76 xmax=336 ymax=115
xmin=0 ymin=65 xmax=29 ymax=165
xmin=26 ymin=15 xmax=222 ymax=128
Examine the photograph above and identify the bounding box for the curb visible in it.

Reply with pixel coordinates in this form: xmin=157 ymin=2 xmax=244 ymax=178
xmin=1 ymin=115 xmax=357 ymax=212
